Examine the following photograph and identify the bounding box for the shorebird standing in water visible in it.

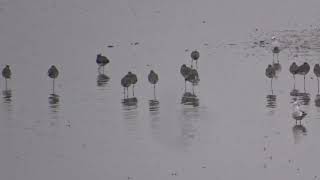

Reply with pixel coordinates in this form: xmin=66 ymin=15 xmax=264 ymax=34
xmin=180 ymin=64 xmax=192 ymax=91
xmin=290 ymin=62 xmax=299 ymax=88
xmin=271 ymin=36 xmax=280 ymax=62
xmin=96 ymin=54 xmax=110 ymax=73
xmin=297 ymin=62 xmax=310 ymax=91
xmin=121 ymin=74 xmax=131 ymax=99
xmin=314 ymin=64 xmax=320 ymax=93
xmin=265 ymin=64 xmax=276 ymax=93
xmin=126 ymin=72 xmax=137 ymax=96
xmin=2 ymin=65 xmax=11 ymax=90
xmin=148 ymin=70 xmax=159 ymax=99
xmin=48 ymin=65 xmax=59 ymax=94
xmin=292 ymin=101 xmax=307 ymax=125
xmin=190 ymin=50 xmax=200 ymax=68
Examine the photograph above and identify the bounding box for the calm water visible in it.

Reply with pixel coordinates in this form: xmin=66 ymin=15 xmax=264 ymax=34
xmin=1 ymin=0 xmax=320 ymax=179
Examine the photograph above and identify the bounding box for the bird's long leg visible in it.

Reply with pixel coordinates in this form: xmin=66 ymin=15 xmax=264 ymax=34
xmin=273 ymin=53 xmax=275 ymax=63
xmin=192 ymin=84 xmax=195 ymax=95
xmin=153 ymin=84 xmax=156 ymax=100
xmin=277 ymin=53 xmax=279 ymax=63
xmin=126 ymin=87 xmax=129 ymax=98
xmin=271 ymin=78 xmax=273 ymax=93
xmin=52 ymin=79 xmax=55 ymax=95
xmin=196 ymin=61 xmax=198 ymax=69
xmin=132 ymin=85 xmax=135 ymax=97
xmin=5 ymin=79 xmax=7 ymax=91
xmin=184 ymin=80 xmax=187 ymax=93
xmin=123 ymin=87 xmax=125 ymax=99
xmin=317 ymin=77 xmax=319 ymax=94
xmin=191 ymin=60 xmax=193 ymax=68
xmin=304 ymin=75 xmax=306 ymax=92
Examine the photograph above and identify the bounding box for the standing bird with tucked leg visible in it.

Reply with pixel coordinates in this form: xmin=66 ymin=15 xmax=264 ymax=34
xmin=314 ymin=64 xmax=320 ymax=93
xmin=297 ymin=62 xmax=310 ymax=91
xmin=148 ymin=70 xmax=159 ymax=99
xmin=271 ymin=36 xmax=280 ymax=62
xmin=191 ymin=50 xmax=200 ymax=68
xmin=48 ymin=65 xmax=59 ymax=94
xmin=290 ymin=62 xmax=299 ymax=88
xmin=2 ymin=65 xmax=11 ymax=90
xmin=127 ymin=72 xmax=137 ymax=97
xmin=96 ymin=54 xmax=110 ymax=73
xmin=265 ymin=64 xmax=276 ymax=93
xmin=121 ymin=74 xmax=131 ymax=99
xmin=180 ymin=64 xmax=192 ymax=92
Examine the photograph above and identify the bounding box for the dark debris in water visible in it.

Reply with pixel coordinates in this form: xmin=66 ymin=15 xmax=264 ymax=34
xmin=107 ymin=45 xmax=114 ymax=48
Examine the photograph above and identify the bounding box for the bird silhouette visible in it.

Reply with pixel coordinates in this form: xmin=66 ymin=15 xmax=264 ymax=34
xmin=289 ymin=62 xmax=299 ymax=89
xmin=265 ymin=64 xmax=276 ymax=93
xmin=126 ymin=72 xmax=137 ymax=97
xmin=148 ymin=70 xmax=159 ymax=99
xmin=48 ymin=65 xmax=59 ymax=94
xmin=297 ymin=62 xmax=310 ymax=91
xmin=190 ymin=50 xmax=200 ymax=68
xmin=180 ymin=64 xmax=192 ymax=91
xmin=2 ymin=65 xmax=11 ymax=90
xmin=96 ymin=54 xmax=110 ymax=73
xmin=121 ymin=74 xmax=131 ymax=99
xmin=314 ymin=64 xmax=320 ymax=93
xmin=292 ymin=101 xmax=307 ymax=125
xmin=271 ymin=36 xmax=280 ymax=62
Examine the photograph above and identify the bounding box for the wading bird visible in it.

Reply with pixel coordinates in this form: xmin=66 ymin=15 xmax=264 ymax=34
xmin=271 ymin=36 xmax=280 ymax=62
xmin=2 ymin=65 xmax=11 ymax=90
xmin=148 ymin=70 xmax=159 ymax=98
xmin=265 ymin=64 xmax=276 ymax=93
xmin=48 ymin=65 xmax=59 ymax=94
xmin=314 ymin=64 xmax=320 ymax=93
xmin=297 ymin=62 xmax=310 ymax=91
xmin=121 ymin=74 xmax=131 ymax=99
xmin=292 ymin=101 xmax=307 ymax=125
xmin=180 ymin=64 xmax=192 ymax=91
xmin=190 ymin=50 xmax=200 ymax=68
xmin=96 ymin=54 xmax=110 ymax=72
xmin=127 ymin=72 xmax=137 ymax=96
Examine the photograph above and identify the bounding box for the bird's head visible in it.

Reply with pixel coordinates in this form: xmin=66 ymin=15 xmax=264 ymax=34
xmin=128 ymin=71 xmax=132 ymax=75
xmin=5 ymin=65 xmax=9 ymax=68
xmin=268 ymin=64 xmax=272 ymax=68
xmin=182 ymin=64 xmax=187 ymax=68
xmin=150 ymin=70 xmax=154 ymax=73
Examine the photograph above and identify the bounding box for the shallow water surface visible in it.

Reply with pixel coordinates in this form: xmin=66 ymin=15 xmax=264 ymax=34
xmin=1 ymin=0 xmax=320 ymax=180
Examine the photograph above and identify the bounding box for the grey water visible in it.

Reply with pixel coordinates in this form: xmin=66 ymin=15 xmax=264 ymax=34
xmin=1 ymin=0 xmax=320 ymax=179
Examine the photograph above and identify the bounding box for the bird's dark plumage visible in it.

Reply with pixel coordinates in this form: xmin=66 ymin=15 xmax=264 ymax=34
xmin=2 ymin=65 xmax=11 ymax=79
xmin=148 ymin=70 xmax=158 ymax=85
xmin=48 ymin=65 xmax=59 ymax=79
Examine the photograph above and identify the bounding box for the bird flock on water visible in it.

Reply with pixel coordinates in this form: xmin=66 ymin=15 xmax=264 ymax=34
xmin=264 ymin=36 xmax=320 ymax=128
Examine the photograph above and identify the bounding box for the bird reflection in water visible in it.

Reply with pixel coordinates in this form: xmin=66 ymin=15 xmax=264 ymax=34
xmin=292 ymin=124 xmax=307 ymax=144
xmin=181 ymin=92 xmax=199 ymax=107
xmin=96 ymin=72 xmax=110 ymax=88
xmin=290 ymin=89 xmax=310 ymax=106
xmin=266 ymin=94 xmax=277 ymax=109
xmin=48 ymin=93 xmax=60 ymax=122
xmin=2 ymin=89 xmax=13 ymax=120
xmin=122 ymin=97 xmax=139 ymax=139
xmin=180 ymin=91 xmax=200 ymax=147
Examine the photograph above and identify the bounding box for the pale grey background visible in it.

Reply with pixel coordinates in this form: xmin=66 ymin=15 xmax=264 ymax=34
xmin=1 ymin=0 xmax=320 ymax=179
